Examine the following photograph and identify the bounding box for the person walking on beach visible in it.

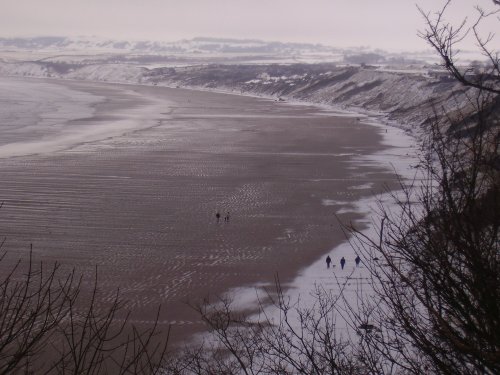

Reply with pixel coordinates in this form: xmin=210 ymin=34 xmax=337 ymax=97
xmin=355 ymin=255 xmax=361 ymax=267
xmin=340 ymin=257 xmax=346 ymax=270
xmin=225 ymin=212 xmax=230 ymax=223
xmin=215 ymin=211 xmax=221 ymax=223
xmin=326 ymin=255 xmax=332 ymax=269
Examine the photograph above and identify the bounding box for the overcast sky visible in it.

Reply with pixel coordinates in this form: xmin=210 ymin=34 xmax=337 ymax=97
xmin=0 ymin=0 xmax=497 ymax=51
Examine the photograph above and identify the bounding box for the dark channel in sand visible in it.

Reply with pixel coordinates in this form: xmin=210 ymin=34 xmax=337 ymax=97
xmin=0 ymin=78 xmax=399 ymax=346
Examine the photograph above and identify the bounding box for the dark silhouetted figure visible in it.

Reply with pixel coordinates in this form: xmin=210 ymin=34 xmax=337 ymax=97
xmin=326 ymin=255 xmax=332 ymax=269
xmin=215 ymin=212 xmax=221 ymax=223
xmin=355 ymin=255 xmax=361 ymax=267
xmin=340 ymin=257 xmax=346 ymax=270
xmin=225 ymin=212 xmax=230 ymax=223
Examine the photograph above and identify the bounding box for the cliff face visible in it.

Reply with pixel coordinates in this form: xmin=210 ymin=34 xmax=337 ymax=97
xmin=143 ymin=64 xmax=471 ymax=131
xmin=0 ymin=60 xmax=473 ymax=132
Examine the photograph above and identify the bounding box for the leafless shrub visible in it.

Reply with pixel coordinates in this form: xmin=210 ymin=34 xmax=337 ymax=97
xmin=169 ymin=278 xmax=363 ymax=375
xmin=0 ymin=250 xmax=169 ymax=374
xmin=347 ymin=88 xmax=499 ymax=374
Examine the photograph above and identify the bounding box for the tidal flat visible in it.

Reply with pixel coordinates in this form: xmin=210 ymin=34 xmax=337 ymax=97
xmin=0 ymin=77 xmax=400 ymax=345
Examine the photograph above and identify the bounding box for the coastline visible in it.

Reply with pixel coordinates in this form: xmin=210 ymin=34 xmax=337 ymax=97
xmin=186 ymin=108 xmax=419 ymax=345
xmin=0 ymin=76 xmax=418 ymax=347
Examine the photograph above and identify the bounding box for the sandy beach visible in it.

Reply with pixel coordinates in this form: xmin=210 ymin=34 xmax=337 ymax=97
xmin=0 ymin=77 xmax=403 ymax=346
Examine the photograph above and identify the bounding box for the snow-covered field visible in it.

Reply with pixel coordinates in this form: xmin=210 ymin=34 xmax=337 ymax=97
xmin=0 ymin=36 xmax=441 ymax=65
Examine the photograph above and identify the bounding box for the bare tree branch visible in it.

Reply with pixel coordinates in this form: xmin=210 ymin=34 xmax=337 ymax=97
xmin=418 ymin=1 xmax=500 ymax=94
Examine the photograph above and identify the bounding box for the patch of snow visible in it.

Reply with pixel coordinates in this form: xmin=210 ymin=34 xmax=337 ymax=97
xmin=321 ymin=199 xmax=350 ymax=206
xmin=349 ymin=182 xmax=374 ymax=190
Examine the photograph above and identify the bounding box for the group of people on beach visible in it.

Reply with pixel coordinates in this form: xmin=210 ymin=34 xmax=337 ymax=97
xmin=215 ymin=211 xmax=230 ymax=223
xmin=325 ymin=255 xmax=361 ymax=270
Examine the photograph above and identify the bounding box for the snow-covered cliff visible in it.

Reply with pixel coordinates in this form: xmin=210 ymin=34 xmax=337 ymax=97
xmin=0 ymin=58 xmax=471 ymax=132
xmin=143 ymin=64 xmax=469 ymax=129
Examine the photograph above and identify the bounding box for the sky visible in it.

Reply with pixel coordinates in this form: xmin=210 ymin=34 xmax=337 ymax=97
xmin=0 ymin=0 xmax=497 ymax=52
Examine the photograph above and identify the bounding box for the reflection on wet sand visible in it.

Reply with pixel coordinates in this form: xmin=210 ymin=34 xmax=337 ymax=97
xmin=0 ymin=77 xmax=399 ymax=345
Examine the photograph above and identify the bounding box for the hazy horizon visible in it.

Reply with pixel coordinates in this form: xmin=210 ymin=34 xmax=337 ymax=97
xmin=1 ymin=0 xmax=497 ymax=53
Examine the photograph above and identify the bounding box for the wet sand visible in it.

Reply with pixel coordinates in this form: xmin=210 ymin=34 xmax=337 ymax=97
xmin=0 ymin=78 xmax=399 ymax=346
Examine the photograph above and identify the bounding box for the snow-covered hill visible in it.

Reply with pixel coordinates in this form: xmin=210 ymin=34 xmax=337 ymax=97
xmin=2 ymin=39 xmax=455 ymax=128
xmin=0 ymin=35 xmax=477 ymax=133
xmin=145 ymin=64 xmax=473 ymax=131
xmin=0 ymin=36 xmax=330 ymax=54
xmin=0 ymin=36 xmax=440 ymax=66
xmin=0 ymin=57 xmax=471 ymax=132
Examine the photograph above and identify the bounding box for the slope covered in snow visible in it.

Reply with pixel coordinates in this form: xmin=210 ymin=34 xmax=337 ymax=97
xmin=142 ymin=64 xmax=468 ymax=130
xmin=0 ymin=55 xmax=471 ymax=134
